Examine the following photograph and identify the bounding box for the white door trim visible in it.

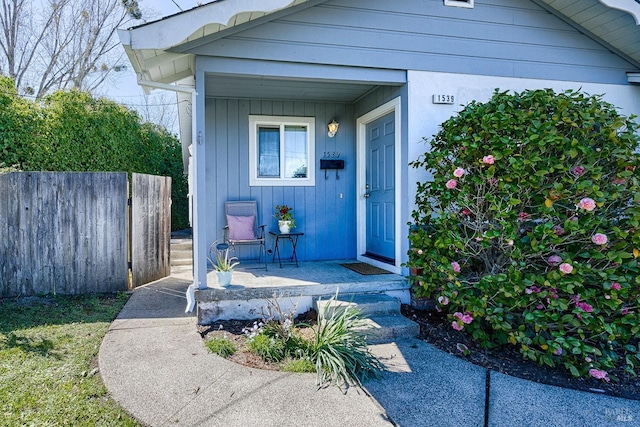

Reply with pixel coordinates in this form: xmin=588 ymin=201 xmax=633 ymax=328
xmin=356 ymin=97 xmax=402 ymax=274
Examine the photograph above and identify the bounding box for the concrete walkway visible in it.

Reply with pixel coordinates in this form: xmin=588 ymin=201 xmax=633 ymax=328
xmin=99 ymin=273 xmax=639 ymax=427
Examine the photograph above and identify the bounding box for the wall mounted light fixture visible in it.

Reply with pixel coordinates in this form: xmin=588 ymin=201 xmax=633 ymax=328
xmin=327 ymin=119 xmax=339 ymax=138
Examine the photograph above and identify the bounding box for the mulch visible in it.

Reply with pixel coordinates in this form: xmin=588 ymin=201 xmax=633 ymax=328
xmin=402 ymin=305 xmax=640 ymax=401
xmin=196 ymin=305 xmax=639 ymax=401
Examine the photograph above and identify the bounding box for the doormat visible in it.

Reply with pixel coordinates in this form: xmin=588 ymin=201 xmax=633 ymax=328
xmin=340 ymin=263 xmax=392 ymax=275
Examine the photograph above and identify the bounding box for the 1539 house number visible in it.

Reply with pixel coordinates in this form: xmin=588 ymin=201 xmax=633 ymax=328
xmin=432 ymin=94 xmax=455 ymax=104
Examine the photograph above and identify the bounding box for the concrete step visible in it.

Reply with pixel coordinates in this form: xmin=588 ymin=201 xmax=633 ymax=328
xmin=172 ymin=249 xmax=193 ymax=259
xmin=356 ymin=314 xmax=420 ymax=344
xmin=312 ymin=294 xmax=419 ymax=344
xmin=314 ymin=293 xmax=401 ymax=317
xmin=171 ymin=237 xmax=192 ymax=267
xmin=171 ymin=240 xmax=192 ymax=251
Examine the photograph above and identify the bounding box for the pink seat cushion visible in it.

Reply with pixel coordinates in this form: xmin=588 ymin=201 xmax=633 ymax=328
xmin=227 ymin=215 xmax=256 ymax=240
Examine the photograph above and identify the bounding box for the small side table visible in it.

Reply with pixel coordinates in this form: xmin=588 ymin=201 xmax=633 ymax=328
xmin=269 ymin=231 xmax=304 ymax=267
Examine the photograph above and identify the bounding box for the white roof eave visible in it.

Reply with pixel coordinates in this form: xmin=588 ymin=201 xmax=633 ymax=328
xmin=599 ymin=0 xmax=640 ymax=25
xmin=122 ymin=0 xmax=310 ymax=51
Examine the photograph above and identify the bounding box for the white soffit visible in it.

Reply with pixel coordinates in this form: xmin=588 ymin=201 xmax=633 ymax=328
xmin=599 ymin=0 xmax=640 ymax=24
xmin=118 ymin=0 xmax=312 ymax=86
xmin=535 ymin=0 xmax=640 ymax=70
xmin=120 ymin=0 xmax=311 ymax=50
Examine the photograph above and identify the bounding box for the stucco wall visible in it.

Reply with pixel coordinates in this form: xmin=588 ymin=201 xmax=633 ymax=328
xmin=406 ymin=70 xmax=640 ymax=219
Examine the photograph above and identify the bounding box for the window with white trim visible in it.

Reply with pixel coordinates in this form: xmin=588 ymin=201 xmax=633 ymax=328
xmin=444 ymin=0 xmax=474 ymax=8
xmin=249 ymin=116 xmax=315 ymax=186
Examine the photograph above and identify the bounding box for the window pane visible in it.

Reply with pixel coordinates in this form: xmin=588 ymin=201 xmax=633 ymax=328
xmin=284 ymin=125 xmax=307 ymax=178
xmin=258 ymin=126 xmax=280 ymax=177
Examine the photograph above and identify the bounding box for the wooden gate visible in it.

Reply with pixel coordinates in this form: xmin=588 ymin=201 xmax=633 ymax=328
xmin=130 ymin=173 xmax=172 ymax=288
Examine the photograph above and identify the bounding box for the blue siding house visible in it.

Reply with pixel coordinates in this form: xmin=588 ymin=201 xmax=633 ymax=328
xmin=119 ymin=0 xmax=640 ymax=292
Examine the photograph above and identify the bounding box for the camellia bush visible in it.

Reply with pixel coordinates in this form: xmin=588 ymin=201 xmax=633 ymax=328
xmin=408 ymin=89 xmax=640 ymax=382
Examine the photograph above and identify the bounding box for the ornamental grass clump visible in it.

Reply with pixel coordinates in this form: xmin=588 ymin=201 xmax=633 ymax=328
xmin=310 ymin=297 xmax=385 ymax=389
xmin=408 ymin=89 xmax=640 ymax=382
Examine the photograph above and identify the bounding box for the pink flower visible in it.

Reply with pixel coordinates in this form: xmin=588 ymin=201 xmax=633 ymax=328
xmin=621 ymin=307 xmax=630 ymax=315
xmin=446 ymin=179 xmax=458 ymax=189
xmin=461 ymin=208 xmax=471 ymax=216
xmin=576 ymin=301 xmax=593 ymax=313
xmin=536 ymin=304 xmax=544 ymax=310
xmin=591 ymin=233 xmax=608 ymax=245
xmin=525 ymin=286 xmax=541 ymax=294
xmin=578 ymin=197 xmax=596 ymax=211
xmin=612 ymin=178 xmax=626 ymax=185
xmin=506 ymin=239 xmax=514 ymax=246
xmin=611 ymin=282 xmax=621 ymax=291
xmin=605 ymin=295 xmax=611 ymax=300
xmin=453 ymin=167 xmax=466 ymax=178
xmin=571 ymin=166 xmax=586 ymax=176
xmin=452 ymin=321 xmax=463 ymax=331
xmin=553 ymin=225 xmax=564 ymax=235
xmin=589 ymin=369 xmax=610 ymax=382
xmin=451 ymin=261 xmax=461 ymax=273
xmin=559 ymin=263 xmax=573 ymax=274
xmin=461 ymin=314 xmax=473 ymax=324
xmin=482 ymin=155 xmax=495 ymax=164
xmin=454 ymin=312 xmax=464 ymax=320
xmin=518 ymin=212 xmax=530 ymax=221
xmin=555 ymin=348 xmax=563 ymax=356
xmin=438 ymin=296 xmax=449 ymax=306
xmin=585 ymin=357 xmax=592 ymax=363
xmin=487 ymin=177 xmax=498 ymax=186
xmin=417 ymin=249 xmax=423 ymax=255
xmin=548 ymin=255 xmax=562 ymax=265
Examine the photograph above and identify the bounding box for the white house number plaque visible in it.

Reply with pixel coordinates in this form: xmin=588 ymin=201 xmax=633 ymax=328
xmin=432 ymin=94 xmax=455 ymax=104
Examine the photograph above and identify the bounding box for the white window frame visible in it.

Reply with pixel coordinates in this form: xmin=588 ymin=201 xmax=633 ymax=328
xmin=249 ymin=115 xmax=316 ymax=187
xmin=444 ymin=0 xmax=474 ymax=8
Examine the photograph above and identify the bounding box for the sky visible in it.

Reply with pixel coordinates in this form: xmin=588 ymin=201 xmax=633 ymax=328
xmin=104 ymin=0 xmax=206 ymax=133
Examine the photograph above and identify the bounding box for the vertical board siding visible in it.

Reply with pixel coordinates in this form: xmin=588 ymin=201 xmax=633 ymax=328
xmin=131 ymin=173 xmax=172 ymax=288
xmin=205 ymin=98 xmax=357 ymax=261
xmin=191 ymin=0 xmax=636 ymax=85
xmin=0 ymin=172 xmax=128 ymax=297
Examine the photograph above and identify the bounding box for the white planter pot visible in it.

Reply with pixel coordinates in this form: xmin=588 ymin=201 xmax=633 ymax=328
xmin=215 ymin=271 xmax=233 ymax=288
xmin=278 ymin=220 xmax=292 ymax=234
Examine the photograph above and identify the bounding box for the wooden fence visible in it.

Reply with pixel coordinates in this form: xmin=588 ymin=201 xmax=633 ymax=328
xmin=0 ymin=172 xmax=171 ymax=298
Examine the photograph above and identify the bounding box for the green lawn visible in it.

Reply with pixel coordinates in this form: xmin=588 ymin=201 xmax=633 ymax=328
xmin=0 ymin=293 xmax=139 ymax=426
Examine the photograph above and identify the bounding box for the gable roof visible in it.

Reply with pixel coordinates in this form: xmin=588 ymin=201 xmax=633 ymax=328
xmin=118 ymin=0 xmax=318 ymax=89
xmin=119 ymin=0 xmax=640 ymax=90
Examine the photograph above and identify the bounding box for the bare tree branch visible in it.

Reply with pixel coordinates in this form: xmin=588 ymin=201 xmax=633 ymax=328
xmin=0 ymin=0 xmax=136 ymax=98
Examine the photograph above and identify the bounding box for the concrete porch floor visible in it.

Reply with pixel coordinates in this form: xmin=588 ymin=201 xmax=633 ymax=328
xmin=195 ymin=260 xmax=410 ymax=324
xmin=202 ymin=259 xmax=408 ymax=297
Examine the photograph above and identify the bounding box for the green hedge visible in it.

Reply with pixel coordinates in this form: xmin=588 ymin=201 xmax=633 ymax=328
xmin=0 ymin=76 xmax=188 ymax=230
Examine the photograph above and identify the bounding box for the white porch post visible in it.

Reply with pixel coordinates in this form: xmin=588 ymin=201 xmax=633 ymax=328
xmin=192 ymin=67 xmax=208 ymax=290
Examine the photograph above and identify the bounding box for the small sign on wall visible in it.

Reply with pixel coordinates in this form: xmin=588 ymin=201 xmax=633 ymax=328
xmin=432 ymin=94 xmax=455 ymax=104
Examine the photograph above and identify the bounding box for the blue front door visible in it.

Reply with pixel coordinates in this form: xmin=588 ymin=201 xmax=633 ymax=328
xmin=365 ymin=112 xmax=395 ymax=263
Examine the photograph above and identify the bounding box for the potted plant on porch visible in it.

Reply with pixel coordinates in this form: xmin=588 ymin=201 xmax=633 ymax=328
xmin=274 ymin=204 xmax=296 ymax=233
xmin=209 ymin=241 xmax=239 ymax=288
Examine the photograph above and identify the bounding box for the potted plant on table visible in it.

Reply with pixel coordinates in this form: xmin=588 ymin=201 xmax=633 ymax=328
xmin=274 ymin=204 xmax=296 ymax=233
xmin=208 ymin=241 xmax=239 ymax=288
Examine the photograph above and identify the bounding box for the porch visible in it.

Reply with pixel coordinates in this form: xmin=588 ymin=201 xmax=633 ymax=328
xmin=195 ymin=260 xmax=410 ymax=325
